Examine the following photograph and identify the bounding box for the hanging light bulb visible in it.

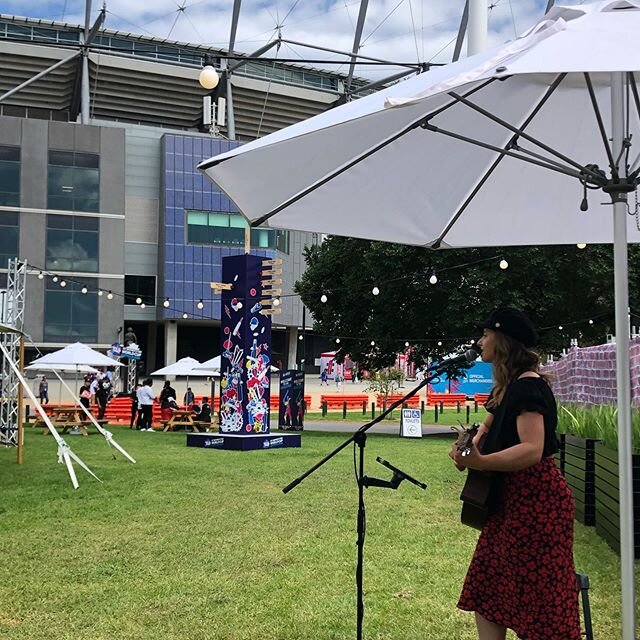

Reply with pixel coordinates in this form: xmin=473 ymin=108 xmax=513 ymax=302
xmin=140 ymin=303 xmax=146 ymax=309
xmin=107 ymin=291 xmax=114 ymax=300
xmin=336 ymin=338 xmax=341 ymax=344
xmin=81 ymin=286 xmax=88 ymax=294
xmin=183 ymin=313 xmax=188 ymax=319
xmin=405 ymin=341 xmax=410 ymax=347
xmin=372 ymin=286 xmax=380 ymax=296
xmin=577 ymin=243 xmax=587 ymax=249
xmin=589 ymin=319 xmax=594 ymax=325
xmin=298 ymin=334 xmax=304 ymax=341
xmin=135 ymin=296 xmax=142 ymax=305
xmin=163 ymin=298 xmax=170 ymax=308
xmin=429 ymin=274 xmax=437 ymax=285
xmin=370 ymin=340 xmax=375 ymax=347
xmin=558 ymin=325 xmax=563 ymax=330
xmin=59 ymin=280 xmax=67 ymax=287
xmin=499 ymin=259 xmax=509 ymax=270
xmin=98 ymin=290 xmax=104 ymax=297
xmin=273 ymin=298 xmax=280 ymax=307
xmin=320 ymin=294 xmax=328 ymax=303
xmin=38 ymin=271 xmax=44 ymax=280
xmin=197 ymin=299 xmax=204 ymax=310
xmin=52 ymin=275 xmax=58 ymax=283
xmin=437 ymin=340 xmax=442 ymax=346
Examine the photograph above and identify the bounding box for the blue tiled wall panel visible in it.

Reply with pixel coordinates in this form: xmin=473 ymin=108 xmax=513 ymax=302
xmin=161 ymin=135 xmax=275 ymax=321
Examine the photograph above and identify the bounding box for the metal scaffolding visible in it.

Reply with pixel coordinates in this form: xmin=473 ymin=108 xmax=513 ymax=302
xmin=0 ymin=259 xmax=26 ymax=448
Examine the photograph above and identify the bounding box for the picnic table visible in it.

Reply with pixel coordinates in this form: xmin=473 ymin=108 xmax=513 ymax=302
xmin=162 ymin=409 xmax=197 ymax=432
xmin=35 ymin=406 xmax=89 ymax=436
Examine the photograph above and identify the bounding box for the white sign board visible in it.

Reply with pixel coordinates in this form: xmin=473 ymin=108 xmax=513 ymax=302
xmin=400 ymin=408 xmax=422 ymax=438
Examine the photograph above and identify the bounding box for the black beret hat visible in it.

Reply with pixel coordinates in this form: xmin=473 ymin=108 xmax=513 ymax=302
xmin=475 ymin=308 xmax=539 ymax=348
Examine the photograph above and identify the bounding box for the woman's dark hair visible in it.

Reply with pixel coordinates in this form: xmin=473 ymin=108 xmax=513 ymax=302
xmin=487 ymin=332 xmax=548 ymax=408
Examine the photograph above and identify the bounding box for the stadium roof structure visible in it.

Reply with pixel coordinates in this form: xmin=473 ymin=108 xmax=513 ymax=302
xmin=0 ymin=13 xmax=386 ymax=138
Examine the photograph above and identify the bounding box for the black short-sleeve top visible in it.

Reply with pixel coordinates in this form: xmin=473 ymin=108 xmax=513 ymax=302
xmin=482 ymin=377 xmax=559 ymax=458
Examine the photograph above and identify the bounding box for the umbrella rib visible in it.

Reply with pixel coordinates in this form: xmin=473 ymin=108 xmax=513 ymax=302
xmin=421 ymin=123 xmax=584 ymax=180
xmin=432 ymin=74 xmax=573 ymax=248
xmin=251 ymin=79 xmax=498 ymax=227
xmin=584 ymin=72 xmax=618 ymax=179
xmin=626 ymin=73 xmax=640 ymax=179
xmin=447 ymin=76 xmax=607 ymax=186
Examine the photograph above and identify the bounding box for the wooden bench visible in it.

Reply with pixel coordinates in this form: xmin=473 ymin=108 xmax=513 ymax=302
xmin=426 ymin=393 xmax=467 ymax=407
xmin=474 ymin=393 xmax=490 ymax=405
xmin=320 ymin=394 xmax=369 ymax=410
xmin=376 ymin=394 xmax=420 ymax=408
xmin=193 ymin=421 xmax=214 ymax=433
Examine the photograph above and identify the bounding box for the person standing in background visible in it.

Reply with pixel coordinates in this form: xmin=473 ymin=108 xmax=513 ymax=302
xmin=184 ymin=387 xmax=195 ymax=407
xmin=136 ymin=378 xmax=156 ymax=431
xmin=38 ymin=376 xmax=49 ymax=404
xmin=130 ymin=383 xmax=141 ymax=429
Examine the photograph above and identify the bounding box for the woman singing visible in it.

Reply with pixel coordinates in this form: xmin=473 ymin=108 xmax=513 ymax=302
xmin=450 ymin=308 xmax=581 ymax=640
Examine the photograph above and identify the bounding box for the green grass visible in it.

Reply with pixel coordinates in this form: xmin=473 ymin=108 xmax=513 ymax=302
xmin=0 ymin=427 xmax=631 ymax=639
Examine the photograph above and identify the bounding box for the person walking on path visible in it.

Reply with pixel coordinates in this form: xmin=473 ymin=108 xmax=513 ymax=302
xmin=136 ymin=378 xmax=156 ymax=431
xmin=320 ymin=369 xmax=328 ymax=386
xmin=38 ymin=376 xmax=49 ymax=405
xmin=450 ymin=308 xmax=580 ymax=640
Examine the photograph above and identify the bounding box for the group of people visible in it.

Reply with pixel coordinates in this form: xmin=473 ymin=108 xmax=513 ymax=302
xmin=77 ymin=370 xmax=114 ymax=419
xmin=130 ymin=379 xmax=212 ymax=431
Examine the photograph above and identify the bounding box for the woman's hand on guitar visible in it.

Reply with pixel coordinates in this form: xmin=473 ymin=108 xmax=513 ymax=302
xmin=451 ymin=442 xmax=486 ymax=471
xmin=449 ymin=444 xmax=466 ymax=471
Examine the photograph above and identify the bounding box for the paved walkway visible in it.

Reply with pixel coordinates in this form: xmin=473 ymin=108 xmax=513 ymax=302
xmin=289 ymin=420 xmax=454 ymax=437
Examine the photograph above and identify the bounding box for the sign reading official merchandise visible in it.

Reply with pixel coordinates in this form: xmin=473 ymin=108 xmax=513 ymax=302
xmin=400 ymin=409 xmax=422 ymax=438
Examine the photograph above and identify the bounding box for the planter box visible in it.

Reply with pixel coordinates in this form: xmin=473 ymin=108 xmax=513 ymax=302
xmin=594 ymin=443 xmax=640 ymax=557
xmin=562 ymin=435 xmax=599 ymax=526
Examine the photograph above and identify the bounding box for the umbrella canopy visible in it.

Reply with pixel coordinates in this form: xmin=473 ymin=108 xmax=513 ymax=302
xmin=200 ymin=0 xmax=640 ymax=249
xmin=25 ymin=363 xmax=98 ymax=374
xmin=194 ymin=354 xmax=279 ymax=373
xmin=150 ymin=357 xmax=213 ymax=377
xmin=200 ymin=3 xmax=640 ymax=636
xmin=28 ymin=342 xmax=122 ymax=368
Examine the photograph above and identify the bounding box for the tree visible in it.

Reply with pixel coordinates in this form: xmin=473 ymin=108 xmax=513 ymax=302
xmin=365 ymin=368 xmax=405 ymax=405
xmin=294 ymin=237 xmax=640 ymax=369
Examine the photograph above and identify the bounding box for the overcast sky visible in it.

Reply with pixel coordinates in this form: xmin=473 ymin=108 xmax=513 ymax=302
xmin=0 ymin=1 xmax=587 ymax=79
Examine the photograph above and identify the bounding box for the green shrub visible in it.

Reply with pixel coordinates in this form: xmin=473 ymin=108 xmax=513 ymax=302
xmin=558 ymin=403 xmax=640 ymax=452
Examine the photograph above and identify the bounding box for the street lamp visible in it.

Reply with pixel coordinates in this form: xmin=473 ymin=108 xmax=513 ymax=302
xmin=199 ymin=55 xmax=220 ymax=90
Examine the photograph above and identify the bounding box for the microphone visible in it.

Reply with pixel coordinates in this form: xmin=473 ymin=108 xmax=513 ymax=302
xmin=430 ymin=348 xmax=479 ymax=371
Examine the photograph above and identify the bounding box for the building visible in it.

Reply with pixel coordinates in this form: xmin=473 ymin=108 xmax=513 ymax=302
xmin=0 ymin=14 xmax=378 ymax=372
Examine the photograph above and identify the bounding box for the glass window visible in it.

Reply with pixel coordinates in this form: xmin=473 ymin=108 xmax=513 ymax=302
xmin=185 ymin=210 xmax=289 ymax=253
xmin=44 ymin=279 xmax=98 ymax=342
xmin=46 ymin=215 xmax=99 ymax=272
xmin=0 ymin=212 xmax=18 ymax=267
xmin=47 ymin=151 xmax=99 ymax=212
xmin=0 ymin=145 xmax=20 ymax=207
xmin=124 ymin=275 xmax=156 ymax=306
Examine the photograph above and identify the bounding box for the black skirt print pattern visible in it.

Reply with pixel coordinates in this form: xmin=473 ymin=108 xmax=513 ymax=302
xmin=458 ymin=458 xmax=581 ymax=639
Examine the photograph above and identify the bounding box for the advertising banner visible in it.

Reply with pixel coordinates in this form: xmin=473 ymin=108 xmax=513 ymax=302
xmin=279 ymin=369 xmax=305 ymax=430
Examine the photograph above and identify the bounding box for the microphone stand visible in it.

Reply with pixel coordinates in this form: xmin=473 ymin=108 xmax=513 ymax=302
xmin=283 ymin=365 xmax=452 ymax=640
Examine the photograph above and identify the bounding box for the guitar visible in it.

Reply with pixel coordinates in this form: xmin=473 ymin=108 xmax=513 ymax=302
xmin=454 ymin=423 xmax=494 ymax=530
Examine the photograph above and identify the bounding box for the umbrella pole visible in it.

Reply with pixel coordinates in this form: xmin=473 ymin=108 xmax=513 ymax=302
xmin=611 ymin=72 xmax=636 ymax=640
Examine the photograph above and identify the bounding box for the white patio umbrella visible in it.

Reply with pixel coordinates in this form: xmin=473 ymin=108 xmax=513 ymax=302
xmin=200 ymin=3 xmax=640 ymax=635
xmin=28 ymin=342 xmax=123 ymax=368
xmin=150 ymin=357 xmax=218 ymax=402
xmin=25 ymin=363 xmax=98 ymax=374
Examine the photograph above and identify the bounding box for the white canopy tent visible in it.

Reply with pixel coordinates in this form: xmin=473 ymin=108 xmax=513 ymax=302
xmin=200 ymin=3 xmax=640 ymax=635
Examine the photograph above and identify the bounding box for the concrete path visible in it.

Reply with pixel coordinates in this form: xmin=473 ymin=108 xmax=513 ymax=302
xmin=285 ymin=420 xmax=455 ymax=437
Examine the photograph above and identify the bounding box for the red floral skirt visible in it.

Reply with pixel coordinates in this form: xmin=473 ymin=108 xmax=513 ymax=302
xmin=458 ymin=457 xmax=581 ymax=639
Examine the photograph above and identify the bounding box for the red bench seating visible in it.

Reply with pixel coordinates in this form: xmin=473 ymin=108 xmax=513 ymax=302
xmin=320 ymin=394 xmax=368 ymax=410
xmin=426 ymin=393 xmax=467 ymax=407
xmin=474 ymin=393 xmax=490 ymax=405
xmin=376 ymin=394 xmax=420 ymax=408
xmin=269 ymin=395 xmax=312 ymax=409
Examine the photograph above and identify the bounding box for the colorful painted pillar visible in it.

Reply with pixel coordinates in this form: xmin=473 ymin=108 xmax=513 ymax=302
xmin=219 ymin=254 xmax=272 ymax=435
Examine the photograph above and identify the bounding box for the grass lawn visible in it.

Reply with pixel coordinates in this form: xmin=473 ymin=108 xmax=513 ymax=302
xmin=0 ymin=427 xmax=629 ymax=639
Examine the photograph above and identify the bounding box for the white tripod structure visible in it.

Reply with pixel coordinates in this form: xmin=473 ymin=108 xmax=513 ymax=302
xmin=0 ymin=341 xmax=100 ymax=489
xmin=51 ymin=371 xmax=136 ymax=464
